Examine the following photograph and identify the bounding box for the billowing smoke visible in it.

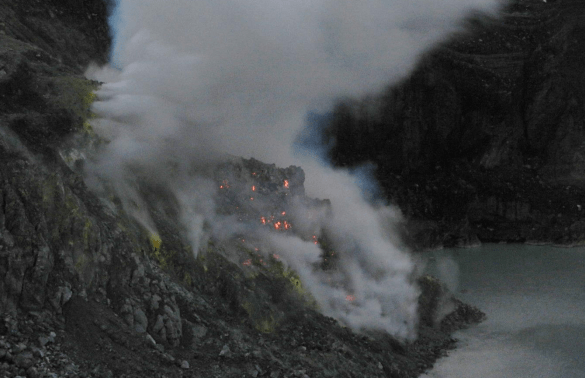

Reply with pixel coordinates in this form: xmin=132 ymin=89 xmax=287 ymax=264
xmin=86 ymin=0 xmax=501 ymax=339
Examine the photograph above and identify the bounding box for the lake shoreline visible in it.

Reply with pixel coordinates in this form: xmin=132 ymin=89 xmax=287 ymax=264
xmin=421 ymin=245 xmax=585 ymax=378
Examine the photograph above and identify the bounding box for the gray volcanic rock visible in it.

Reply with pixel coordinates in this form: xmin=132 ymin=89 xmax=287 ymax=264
xmin=326 ymin=0 xmax=585 ymax=248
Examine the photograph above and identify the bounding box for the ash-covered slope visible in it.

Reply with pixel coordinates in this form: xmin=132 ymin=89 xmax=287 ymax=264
xmin=326 ymin=0 xmax=585 ymax=248
xmin=0 ymin=1 xmax=483 ymax=378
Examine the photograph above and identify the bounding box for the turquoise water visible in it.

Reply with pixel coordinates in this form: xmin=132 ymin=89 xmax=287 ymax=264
xmin=421 ymin=244 xmax=585 ymax=378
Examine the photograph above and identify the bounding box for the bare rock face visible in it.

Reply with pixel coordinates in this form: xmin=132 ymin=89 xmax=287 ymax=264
xmin=0 ymin=0 xmax=188 ymax=348
xmin=326 ymin=0 xmax=585 ymax=248
xmin=0 ymin=0 xmax=110 ymax=68
xmin=214 ymin=157 xmax=307 ymax=224
xmin=0 ymin=0 xmax=494 ymax=377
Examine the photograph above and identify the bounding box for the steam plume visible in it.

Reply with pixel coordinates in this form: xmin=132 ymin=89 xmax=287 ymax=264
xmin=86 ymin=0 xmax=501 ymax=339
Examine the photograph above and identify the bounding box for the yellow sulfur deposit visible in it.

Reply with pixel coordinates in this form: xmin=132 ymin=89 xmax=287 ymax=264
xmin=150 ymin=233 xmax=162 ymax=251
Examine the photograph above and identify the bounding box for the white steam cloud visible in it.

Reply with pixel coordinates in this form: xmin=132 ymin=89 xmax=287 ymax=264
xmin=86 ymin=0 xmax=501 ymax=339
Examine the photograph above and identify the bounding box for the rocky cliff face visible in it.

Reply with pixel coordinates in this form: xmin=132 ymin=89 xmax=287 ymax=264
xmin=0 ymin=1 xmax=483 ymax=377
xmin=326 ymin=0 xmax=585 ymax=248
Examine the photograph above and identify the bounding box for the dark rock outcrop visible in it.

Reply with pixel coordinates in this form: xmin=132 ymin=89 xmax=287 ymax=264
xmin=326 ymin=0 xmax=585 ymax=248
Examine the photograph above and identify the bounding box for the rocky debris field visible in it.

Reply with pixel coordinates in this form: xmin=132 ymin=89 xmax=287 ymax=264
xmin=0 ymin=272 xmax=484 ymax=378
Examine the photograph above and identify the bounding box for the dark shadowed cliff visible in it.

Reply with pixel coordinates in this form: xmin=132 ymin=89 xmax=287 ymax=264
xmin=326 ymin=0 xmax=585 ymax=248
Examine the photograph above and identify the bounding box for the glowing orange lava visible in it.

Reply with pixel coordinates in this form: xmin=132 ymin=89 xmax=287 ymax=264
xmin=312 ymin=235 xmax=318 ymax=245
xmin=284 ymin=180 xmax=289 ymax=188
xmin=259 ymin=213 xmax=292 ymax=231
xmin=242 ymin=259 xmax=252 ymax=266
xmin=252 ymin=185 xmax=256 ymax=191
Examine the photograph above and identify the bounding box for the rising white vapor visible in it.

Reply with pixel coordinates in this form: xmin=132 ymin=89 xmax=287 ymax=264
xmin=86 ymin=0 xmax=501 ymax=339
